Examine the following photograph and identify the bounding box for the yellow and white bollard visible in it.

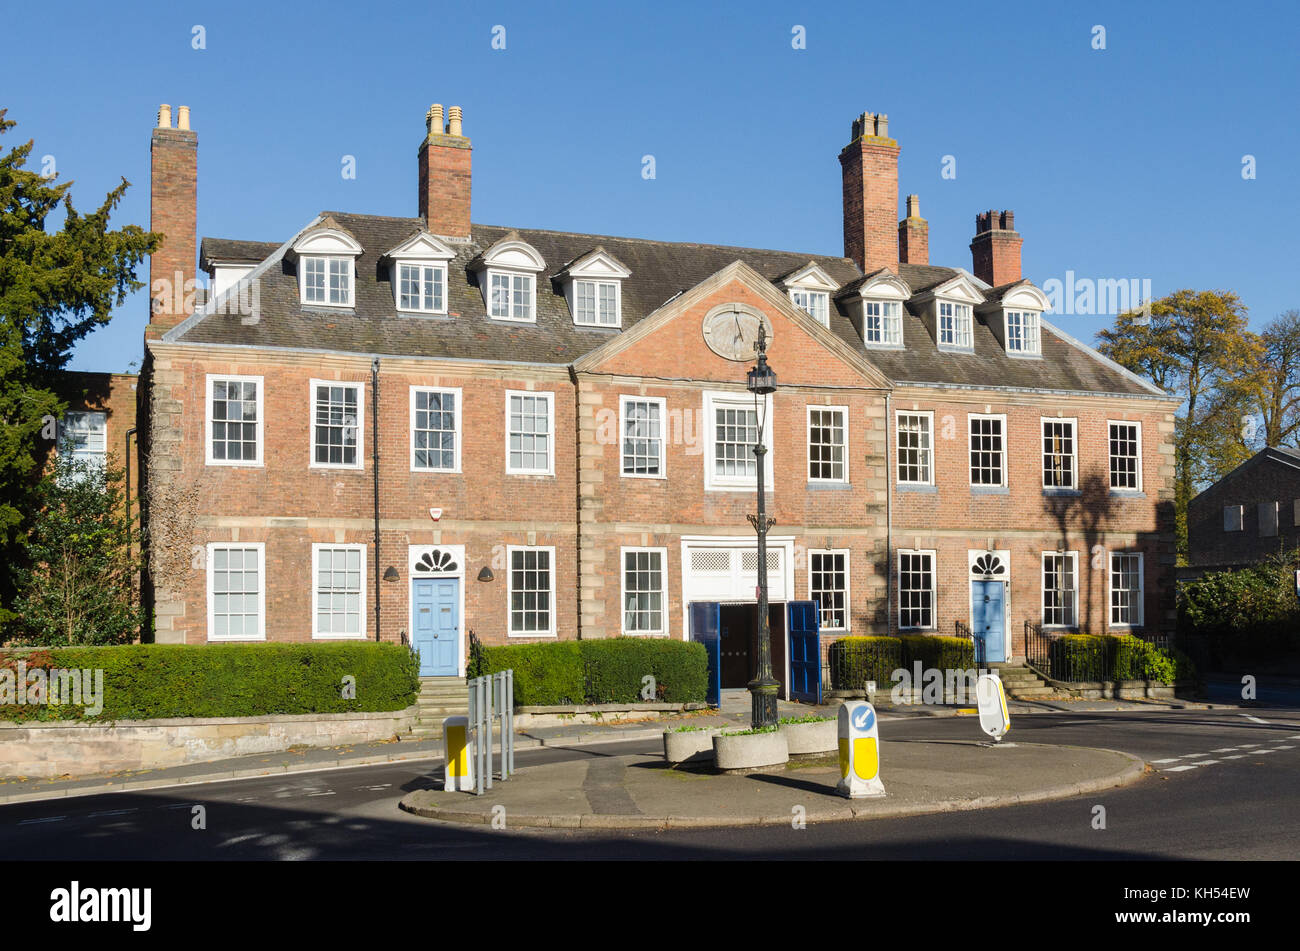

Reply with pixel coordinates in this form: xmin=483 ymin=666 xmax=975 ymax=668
xmin=836 ymin=701 xmax=886 ymax=799
xmin=443 ymin=715 xmax=475 ymax=792
xmin=975 ymin=673 xmax=1012 ymax=745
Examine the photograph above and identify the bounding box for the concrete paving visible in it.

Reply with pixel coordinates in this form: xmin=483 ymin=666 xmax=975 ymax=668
xmin=398 ymin=739 xmax=1146 ymax=829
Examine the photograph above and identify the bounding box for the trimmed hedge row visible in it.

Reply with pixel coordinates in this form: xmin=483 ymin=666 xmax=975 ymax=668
xmin=828 ymin=635 xmax=976 ymax=691
xmin=470 ymin=638 xmax=708 ymax=705
xmin=0 ymin=643 xmax=420 ymax=722
xmin=1050 ymin=634 xmax=1196 ymax=685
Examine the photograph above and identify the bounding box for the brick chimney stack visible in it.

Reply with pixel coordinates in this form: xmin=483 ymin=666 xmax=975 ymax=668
xmin=839 ymin=111 xmax=900 ymax=274
xmin=418 ymin=103 xmax=472 ymax=239
xmin=970 ymin=209 xmax=1022 ymax=286
xmin=898 ymin=194 xmax=928 ymax=265
xmin=149 ymin=103 xmax=198 ymax=331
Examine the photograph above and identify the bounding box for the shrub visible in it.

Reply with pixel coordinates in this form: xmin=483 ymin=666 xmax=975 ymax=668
xmin=827 ymin=636 xmax=902 ymax=690
xmin=1179 ymin=551 xmax=1300 ymax=664
xmin=0 ymin=643 xmax=419 ymax=722
xmin=899 ymin=634 xmax=974 ymax=672
xmin=476 ymin=638 xmax=707 ymax=706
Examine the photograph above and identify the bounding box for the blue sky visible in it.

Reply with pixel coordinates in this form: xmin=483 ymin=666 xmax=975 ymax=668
xmin=3 ymin=0 xmax=1296 ymax=373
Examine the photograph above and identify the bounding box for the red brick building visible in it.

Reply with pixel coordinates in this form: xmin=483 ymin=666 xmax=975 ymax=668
xmin=1186 ymin=447 xmax=1300 ymax=572
xmin=137 ymin=103 xmax=1178 ymax=688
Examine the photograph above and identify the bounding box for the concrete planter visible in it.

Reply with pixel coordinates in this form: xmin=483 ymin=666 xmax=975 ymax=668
xmin=779 ymin=719 xmax=837 ymax=755
xmin=663 ymin=728 xmax=721 ymax=765
xmin=712 ymin=730 xmax=789 ymax=771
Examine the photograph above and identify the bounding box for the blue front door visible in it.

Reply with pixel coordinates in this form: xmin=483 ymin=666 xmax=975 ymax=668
xmin=413 ymin=578 xmax=459 ymax=676
xmin=787 ymin=600 xmax=822 ymax=704
xmin=971 ymin=581 xmax=1006 ymax=663
xmin=688 ymin=602 xmax=721 ymax=707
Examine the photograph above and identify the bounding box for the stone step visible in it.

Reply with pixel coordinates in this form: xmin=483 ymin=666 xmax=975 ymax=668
xmin=1005 ymin=686 xmax=1058 ymax=698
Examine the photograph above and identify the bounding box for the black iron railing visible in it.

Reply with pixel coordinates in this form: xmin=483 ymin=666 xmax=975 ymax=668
xmin=827 ymin=637 xmax=902 ymax=691
xmin=956 ymin=619 xmax=983 ymax=668
xmin=1025 ymin=622 xmax=1189 ymax=683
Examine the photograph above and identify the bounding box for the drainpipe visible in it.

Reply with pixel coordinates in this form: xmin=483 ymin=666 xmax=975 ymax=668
xmin=371 ymin=357 xmax=381 ymax=642
xmin=124 ymin=427 xmax=136 ymax=525
xmin=884 ymin=393 xmax=893 ymax=636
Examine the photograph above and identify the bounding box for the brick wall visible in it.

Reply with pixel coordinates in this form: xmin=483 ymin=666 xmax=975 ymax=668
xmin=1187 ymin=454 xmax=1300 ymax=569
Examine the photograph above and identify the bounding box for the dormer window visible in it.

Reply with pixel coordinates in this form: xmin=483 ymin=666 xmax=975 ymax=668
xmin=1005 ymin=310 xmax=1041 ymax=355
xmin=779 ymin=262 xmax=839 ymax=329
xmin=863 ymin=300 xmax=902 ymax=346
xmin=292 ymin=224 xmax=363 ymax=309
xmin=938 ymin=301 xmax=973 ymax=350
xmin=472 ymin=235 xmax=546 ymax=324
xmin=790 ymin=290 xmax=830 ymax=327
xmin=558 ymin=247 xmax=631 ymax=328
xmin=575 ymin=280 xmax=619 ymax=326
xmin=384 ymin=231 xmax=455 ymax=317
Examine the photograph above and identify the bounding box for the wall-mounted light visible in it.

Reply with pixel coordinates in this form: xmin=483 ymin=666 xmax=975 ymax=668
xmin=477 ymin=566 xmax=494 ymax=582
xmin=383 ymin=566 xmax=400 ymax=582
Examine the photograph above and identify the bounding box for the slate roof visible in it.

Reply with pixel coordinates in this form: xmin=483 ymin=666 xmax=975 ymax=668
xmin=171 ymin=212 xmax=1165 ymax=398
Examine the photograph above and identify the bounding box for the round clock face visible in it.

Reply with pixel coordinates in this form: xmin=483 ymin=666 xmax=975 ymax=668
xmin=702 ymin=307 xmax=772 ymax=362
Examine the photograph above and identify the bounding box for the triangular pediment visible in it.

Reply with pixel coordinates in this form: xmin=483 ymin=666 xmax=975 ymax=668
xmin=555 ymin=246 xmax=632 ymax=280
xmin=384 ymin=230 xmax=456 ymax=261
xmin=574 ymin=260 xmax=893 ymax=390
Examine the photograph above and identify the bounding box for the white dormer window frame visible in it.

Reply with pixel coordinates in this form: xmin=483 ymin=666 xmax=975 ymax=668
xmin=384 ymin=232 xmax=456 ymax=317
xmin=937 ymin=300 xmax=974 ymax=351
xmin=1005 ymin=309 xmax=1042 ymax=356
xmin=562 ymin=249 xmax=631 ymax=328
xmin=863 ymin=299 xmax=903 ymax=347
xmin=789 ymin=289 xmax=830 ymax=327
xmin=293 ymin=228 xmax=363 ymax=310
xmin=476 ymin=239 xmax=546 ymax=324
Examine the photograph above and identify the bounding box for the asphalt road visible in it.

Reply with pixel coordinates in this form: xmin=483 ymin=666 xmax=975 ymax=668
xmin=1 ymin=706 xmax=1297 ymax=860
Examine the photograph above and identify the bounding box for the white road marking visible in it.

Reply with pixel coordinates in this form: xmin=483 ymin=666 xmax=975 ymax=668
xmin=1254 ymin=749 xmax=1277 ymax=755
xmin=1222 ymin=755 xmax=1246 ymax=760
xmin=1211 ymin=747 xmax=1238 ymax=753
xmin=1273 ymin=745 xmax=1295 ymax=751
xmin=1164 ymin=765 xmax=1198 ymax=772
xmin=1239 ymin=744 xmax=1261 ymax=749
xmin=1191 ymin=760 xmax=1219 ymax=766
xmin=307 ymin=791 xmax=335 ymax=797
xmin=358 ymin=784 xmax=391 ymax=790
xmin=88 ymin=808 xmax=138 ymax=818
xmin=18 ymin=816 xmax=66 ymax=825
xmin=1240 ymin=715 xmax=1269 ymax=724
xmin=1151 ymin=758 xmax=1183 ymax=764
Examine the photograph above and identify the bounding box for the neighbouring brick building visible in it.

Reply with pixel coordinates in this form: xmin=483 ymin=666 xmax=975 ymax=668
xmin=1187 ymin=446 xmax=1300 ymax=573
xmin=136 ymin=102 xmax=1179 ymax=691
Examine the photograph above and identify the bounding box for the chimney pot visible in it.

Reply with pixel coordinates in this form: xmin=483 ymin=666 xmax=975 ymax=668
xmin=906 ymin=194 xmax=920 ymax=219
xmin=448 ymin=106 xmax=463 ymax=137
xmin=426 ymin=103 xmax=443 ymax=138
xmin=177 ymin=105 xmax=190 ymax=131
xmin=157 ymin=104 xmax=172 ymax=129
xmin=876 ymin=113 xmax=888 ymax=137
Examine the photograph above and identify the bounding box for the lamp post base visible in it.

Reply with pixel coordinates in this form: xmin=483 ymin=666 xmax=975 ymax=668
xmin=748 ymin=680 xmax=779 ymax=730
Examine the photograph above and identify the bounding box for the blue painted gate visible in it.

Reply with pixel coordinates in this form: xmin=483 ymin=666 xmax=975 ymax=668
xmin=413 ymin=578 xmax=460 ymax=676
xmin=688 ymin=602 xmax=721 ymax=707
xmin=787 ymin=600 xmax=821 ymax=704
xmin=971 ymin=581 xmax=1006 ymax=664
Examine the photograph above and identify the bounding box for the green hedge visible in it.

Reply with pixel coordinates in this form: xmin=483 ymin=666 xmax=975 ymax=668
xmin=827 ymin=636 xmax=902 ymax=690
xmin=0 ymin=643 xmax=420 ymax=722
xmin=1178 ymin=552 xmax=1300 ymax=664
xmin=1049 ymin=634 xmax=1195 ymax=685
xmin=899 ymin=634 xmax=975 ymax=672
xmin=470 ymin=637 xmax=707 ymax=706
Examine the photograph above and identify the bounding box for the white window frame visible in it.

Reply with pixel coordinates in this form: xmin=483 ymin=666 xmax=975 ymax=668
xmin=309 ymin=380 xmax=364 ymax=471
xmin=619 ymin=395 xmax=666 ymax=479
xmin=809 ymin=549 xmax=850 ymax=632
xmin=1041 ymin=416 xmax=1078 ymax=490
xmin=410 ymin=386 xmax=462 ymax=473
xmin=1223 ymin=505 xmax=1243 ymax=532
xmin=703 ymin=390 xmax=775 ymax=492
xmin=1108 ymin=551 xmax=1144 ymax=629
xmin=968 ymin=413 xmax=1007 ymax=488
xmin=505 ymin=390 xmax=555 ymax=476
xmin=1107 ymin=420 xmax=1143 ymax=492
xmin=1004 ymin=310 xmax=1042 ymax=356
xmin=789 ymin=289 xmax=830 ymax=327
xmin=507 ymin=545 xmax=557 ymax=638
xmin=620 ymin=546 xmax=669 ymax=636
xmin=205 ymin=374 xmax=264 ymax=468
xmin=311 ymin=543 xmax=367 ymax=639
xmin=897 ymin=549 xmax=936 ymax=631
xmin=573 ymin=279 xmax=622 ymax=327
xmin=896 ymin=410 xmax=935 ymax=486
xmin=206 ymin=542 xmax=266 ymax=641
xmin=1041 ymin=551 xmax=1079 ymax=629
xmin=863 ymin=299 xmax=903 ymax=348
xmin=807 ymin=405 xmax=849 ymax=484
xmin=487 ymin=269 xmax=536 ymax=322
xmin=300 ymin=255 xmax=354 ymax=308
xmin=937 ymin=300 xmax=973 ymax=351
xmin=58 ymin=411 xmax=107 ymax=477
xmin=395 ymin=261 xmax=448 ymax=315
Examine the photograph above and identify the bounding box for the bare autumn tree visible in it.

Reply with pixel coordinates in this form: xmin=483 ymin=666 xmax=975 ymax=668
xmin=1247 ymin=310 xmax=1300 ymax=449
xmin=1098 ymin=289 xmax=1260 ymax=556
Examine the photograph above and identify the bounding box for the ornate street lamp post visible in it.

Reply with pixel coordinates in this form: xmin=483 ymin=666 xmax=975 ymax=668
xmin=746 ymin=323 xmax=779 ymax=730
